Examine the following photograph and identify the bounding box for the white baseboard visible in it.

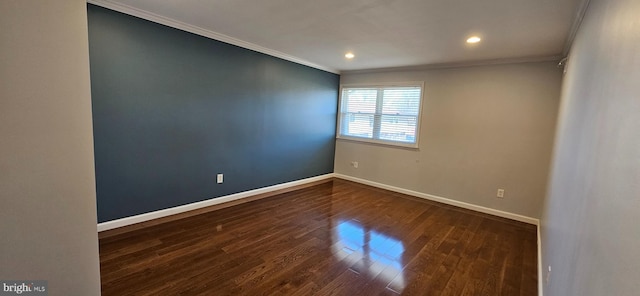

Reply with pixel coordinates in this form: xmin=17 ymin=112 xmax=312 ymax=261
xmin=538 ymin=223 xmax=544 ymax=296
xmin=99 ymin=171 xmax=544 ymax=292
xmin=97 ymin=173 xmax=335 ymax=232
xmin=335 ymin=173 xmax=543 ymax=294
xmin=334 ymin=173 xmax=540 ymax=225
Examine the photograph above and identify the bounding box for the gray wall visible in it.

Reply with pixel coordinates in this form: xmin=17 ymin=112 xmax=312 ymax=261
xmin=88 ymin=5 xmax=339 ymax=223
xmin=0 ymin=1 xmax=101 ymax=295
xmin=541 ymin=0 xmax=640 ymax=295
xmin=336 ymin=62 xmax=562 ymax=219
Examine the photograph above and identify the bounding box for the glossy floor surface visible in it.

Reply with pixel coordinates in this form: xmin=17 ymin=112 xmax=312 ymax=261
xmin=99 ymin=179 xmax=537 ymax=295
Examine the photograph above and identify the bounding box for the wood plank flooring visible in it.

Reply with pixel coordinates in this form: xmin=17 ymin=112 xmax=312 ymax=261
xmin=99 ymin=179 xmax=537 ymax=295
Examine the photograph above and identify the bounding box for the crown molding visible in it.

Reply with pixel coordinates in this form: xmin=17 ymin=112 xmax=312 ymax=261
xmin=87 ymin=0 xmax=579 ymax=76
xmin=341 ymin=55 xmax=563 ymax=75
xmin=87 ymin=0 xmax=340 ymax=74
xmin=562 ymin=0 xmax=592 ymax=57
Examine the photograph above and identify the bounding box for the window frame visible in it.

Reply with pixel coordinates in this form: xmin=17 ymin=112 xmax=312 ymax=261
xmin=336 ymin=82 xmax=425 ymax=149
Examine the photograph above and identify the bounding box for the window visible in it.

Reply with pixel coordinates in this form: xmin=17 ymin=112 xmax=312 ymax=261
xmin=337 ymin=83 xmax=423 ymax=148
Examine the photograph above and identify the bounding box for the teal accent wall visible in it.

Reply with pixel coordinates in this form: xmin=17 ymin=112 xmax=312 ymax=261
xmin=88 ymin=5 xmax=339 ymax=223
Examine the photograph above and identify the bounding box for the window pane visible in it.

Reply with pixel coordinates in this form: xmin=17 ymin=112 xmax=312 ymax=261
xmin=342 ymin=89 xmax=378 ymax=113
xmin=379 ymin=114 xmax=417 ymax=143
xmin=382 ymin=87 xmax=421 ymax=116
xmin=340 ymin=112 xmax=374 ymax=139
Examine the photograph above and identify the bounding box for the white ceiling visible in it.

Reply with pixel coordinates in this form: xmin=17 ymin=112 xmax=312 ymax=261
xmin=92 ymin=0 xmax=583 ymax=73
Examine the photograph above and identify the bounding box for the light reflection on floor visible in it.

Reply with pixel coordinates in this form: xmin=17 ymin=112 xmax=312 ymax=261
xmin=332 ymin=219 xmax=405 ymax=291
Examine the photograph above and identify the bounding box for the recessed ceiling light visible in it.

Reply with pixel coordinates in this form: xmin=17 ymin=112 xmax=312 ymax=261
xmin=345 ymin=52 xmax=355 ymax=59
xmin=466 ymin=36 xmax=482 ymax=44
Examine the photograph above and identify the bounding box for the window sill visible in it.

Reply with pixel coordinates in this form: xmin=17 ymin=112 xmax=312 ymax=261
xmin=336 ymin=136 xmax=419 ymax=150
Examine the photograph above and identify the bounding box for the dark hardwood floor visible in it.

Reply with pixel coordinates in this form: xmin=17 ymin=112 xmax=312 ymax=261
xmin=99 ymin=179 xmax=537 ymax=295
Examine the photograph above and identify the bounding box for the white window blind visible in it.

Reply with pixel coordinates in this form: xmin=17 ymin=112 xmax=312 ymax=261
xmin=338 ymin=84 xmax=423 ymax=147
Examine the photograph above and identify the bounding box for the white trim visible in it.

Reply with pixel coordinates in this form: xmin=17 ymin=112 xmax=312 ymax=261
xmin=87 ymin=0 xmax=339 ymax=74
xmin=538 ymin=223 xmax=544 ymax=296
xmin=341 ymin=56 xmax=562 ymax=75
xmin=335 ymin=136 xmax=419 ymax=149
xmin=334 ymin=174 xmax=540 ymax=225
xmin=336 ymin=83 xmax=425 ymax=149
xmin=340 ymin=82 xmax=426 ymax=88
xmin=97 ymin=173 xmax=335 ymax=232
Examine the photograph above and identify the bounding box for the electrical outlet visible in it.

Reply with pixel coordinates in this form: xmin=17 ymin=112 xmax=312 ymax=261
xmin=351 ymin=161 xmax=359 ymax=168
xmin=497 ymin=189 xmax=505 ymax=198
xmin=216 ymin=173 xmax=223 ymax=184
